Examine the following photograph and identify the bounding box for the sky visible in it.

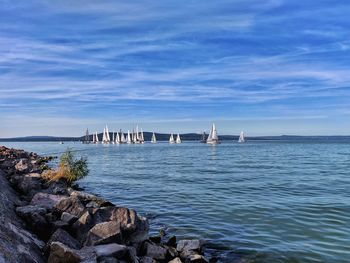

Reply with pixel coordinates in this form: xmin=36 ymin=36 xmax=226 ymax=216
xmin=1 ymin=0 xmax=350 ymax=137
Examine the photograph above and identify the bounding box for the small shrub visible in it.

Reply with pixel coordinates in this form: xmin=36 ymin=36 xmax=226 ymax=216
xmin=42 ymin=148 xmax=88 ymax=185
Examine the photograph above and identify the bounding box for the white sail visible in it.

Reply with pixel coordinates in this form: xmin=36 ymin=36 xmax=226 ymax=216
xmin=140 ymin=128 xmax=144 ymax=143
xmin=120 ymin=131 xmax=126 ymax=143
xmin=106 ymin=125 xmax=110 ymax=142
xmin=112 ymin=132 xmax=115 ymax=144
xmin=115 ymin=132 xmax=120 ymax=144
xmin=238 ymin=131 xmax=245 ymax=143
xmin=132 ymin=129 xmax=138 ymax=143
xmin=127 ymin=130 xmax=131 ymax=144
xmin=92 ymin=133 xmax=96 ymax=143
xmin=169 ymin=134 xmax=175 ymax=144
xmin=176 ymin=133 xmax=181 ymax=144
xmin=102 ymin=128 xmax=107 ymax=143
xmin=136 ymin=125 xmax=140 ymax=141
xmin=207 ymin=123 xmax=220 ymax=144
xmin=96 ymin=132 xmax=99 ymax=143
xmin=151 ymin=132 xmax=157 ymax=143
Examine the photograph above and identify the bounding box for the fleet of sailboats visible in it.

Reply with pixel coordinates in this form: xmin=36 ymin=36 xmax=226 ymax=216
xmin=85 ymin=124 xmax=246 ymax=144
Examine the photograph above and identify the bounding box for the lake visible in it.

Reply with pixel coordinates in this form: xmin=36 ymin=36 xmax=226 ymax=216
xmin=2 ymin=141 xmax=350 ymax=263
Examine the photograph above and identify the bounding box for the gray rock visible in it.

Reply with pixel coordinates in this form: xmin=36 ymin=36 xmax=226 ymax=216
xmin=169 ymin=258 xmax=183 ymax=263
xmin=94 ymin=243 xmax=128 ymax=259
xmin=15 ymin=158 xmax=31 ymax=173
xmin=72 ymin=210 xmax=95 ymax=241
xmin=17 ymin=176 xmax=42 ymax=198
xmin=73 ymin=206 xmax=149 ymax=244
xmin=15 ymin=205 xmax=50 ymax=240
xmin=140 ymin=256 xmax=156 ymax=263
xmin=0 ymin=168 xmax=44 ymax=263
xmin=70 ymin=190 xmax=114 ymax=207
xmin=85 ymin=221 xmax=123 ymax=246
xmin=54 ymin=196 xmax=86 ymax=218
xmin=176 ymin=240 xmax=203 ymax=252
xmin=31 ymin=192 xmax=66 ymax=210
xmin=61 ymin=212 xmax=78 ymax=225
xmin=126 ymin=246 xmax=139 ymax=263
xmin=186 ymin=254 xmax=208 ymax=263
xmin=98 ymin=257 xmax=119 ymax=263
xmin=48 ymin=242 xmax=97 ymax=263
xmin=166 ymin=236 xmax=177 ymax=247
xmin=144 ymin=242 xmax=168 ymax=261
xmin=46 ymin=228 xmax=81 ymax=251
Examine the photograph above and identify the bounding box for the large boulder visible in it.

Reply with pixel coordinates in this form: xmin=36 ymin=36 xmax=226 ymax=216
xmin=17 ymin=176 xmax=42 ymax=198
xmin=54 ymin=196 xmax=86 ymax=218
xmin=46 ymin=228 xmax=81 ymax=252
xmin=16 ymin=205 xmax=50 ymax=240
xmin=69 ymin=190 xmax=114 ymax=207
xmin=84 ymin=221 xmax=123 ymax=246
xmin=169 ymin=258 xmax=183 ymax=263
xmin=48 ymin=242 xmax=96 ymax=263
xmin=143 ymin=242 xmax=168 ymax=261
xmin=61 ymin=212 xmax=78 ymax=225
xmin=31 ymin=193 xmax=66 ymax=210
xmin=94 ymin=243 xmax=128 ymax=259
xmin=176 ymin=240 xmax=203 ymax=252
xmin=15 ymin=158 xmax=31 ymax=173
xmin=73 ymin=206 xmax=149 ymax=244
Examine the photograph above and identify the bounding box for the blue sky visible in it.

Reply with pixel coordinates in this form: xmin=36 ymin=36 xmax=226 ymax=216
xmin=1 ymin=0 xmax=350 ymax=137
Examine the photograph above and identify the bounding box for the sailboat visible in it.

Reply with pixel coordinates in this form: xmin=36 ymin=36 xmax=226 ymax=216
xmin=169 ymin=134 xmax=175 ymax=144
xmin=140 ymin=128 xmax=144 ymax=143
xmin=115 ymin=131 xmax=120 ymax=144
xmin=106 ymin=126 xmax=110 ymax=143
xmin=95 ymin=132 xmax=99 ymax=143
xmin=127 ymin=130 xmax=132 ymax=144
xmin=206 ymin=123 xmax=220 ymax=144
xmin=151 ymin=132 xmax=157 ymax=143
xmin=120 ymin=131 xmax=126 ymax=143
xmin=102 ymin=127 xmax=107 ymax=144
xmin=176 ymin=133 xmax=181 ymax=144
xmin=238 ymin=131 xmax=245 ymax=143
xmin=112 ymin=132 xmax=115 ymax=144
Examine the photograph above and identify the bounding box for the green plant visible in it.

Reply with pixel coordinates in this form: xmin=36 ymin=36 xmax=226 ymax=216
xmin=42 ymin=148 xmax=88 ymax=185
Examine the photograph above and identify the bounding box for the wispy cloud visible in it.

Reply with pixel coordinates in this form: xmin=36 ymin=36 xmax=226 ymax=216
xmin=1 ymin=0 xmax=350 ymax=136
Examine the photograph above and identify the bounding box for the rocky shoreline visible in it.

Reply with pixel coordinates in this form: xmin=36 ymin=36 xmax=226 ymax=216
xmin=0 ymin=146 xmax=212 ymax=263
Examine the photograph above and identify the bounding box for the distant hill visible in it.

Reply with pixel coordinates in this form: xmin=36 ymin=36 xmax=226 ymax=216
xmin=1 ymin=133 xmax=350 ymax=142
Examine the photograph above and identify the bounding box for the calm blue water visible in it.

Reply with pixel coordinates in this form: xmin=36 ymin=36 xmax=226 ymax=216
xmin=2 ymin=141 xmax=350 ymax=262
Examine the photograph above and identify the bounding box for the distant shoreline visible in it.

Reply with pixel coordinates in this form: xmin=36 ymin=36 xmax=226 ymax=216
xmin=1 ymin=134 xmax=350 ymax=142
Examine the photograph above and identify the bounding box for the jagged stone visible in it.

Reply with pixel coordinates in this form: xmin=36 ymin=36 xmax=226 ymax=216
xmin=48 ymin=242 xmax=96 ymax=263
xmin=144 ymin=242 xmax=168 ymax=261
xmin=94 ymin=243 xmax=128 ymax=259
xmin=140 ymin=256 xmax=157 ymax=263
xmin=169 ymin=258 xmax=183 ymax=263
xmin=176 ymin=240 xmax=203 ymax=252
xmin=16 ymin=205 xmax=50 ymax=240
xmin=61 ymin=212 xmax=78 ymax=225
xmin=31 ymin=192 xmax=66 ymax=210
xmin=0 ymin=167 xmax=44 ymax=263
xmin=85 ymin=221 xmax=123 ymax=246
xmin=15 ymin=158 xmax=31 ymax=173
xmin=54 ymin=196 xmax=86 ymax=218
xmin=166 ymin=236 xmax=177 ymax=247
xmin=46 ymin=228 xmax=81 ymax=252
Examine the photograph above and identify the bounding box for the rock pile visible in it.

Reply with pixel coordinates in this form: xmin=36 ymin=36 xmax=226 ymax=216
xmin=0 ymin=146 xmax=210 ymax=263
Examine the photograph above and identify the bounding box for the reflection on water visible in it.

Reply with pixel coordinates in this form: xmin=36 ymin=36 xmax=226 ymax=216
xmin=2 ymin=141 xmax=350 ymax=263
